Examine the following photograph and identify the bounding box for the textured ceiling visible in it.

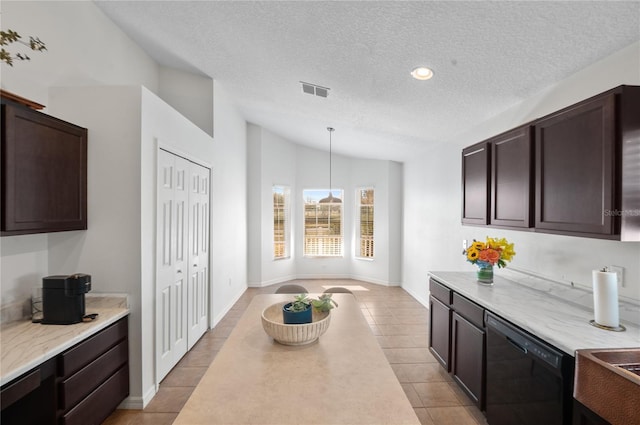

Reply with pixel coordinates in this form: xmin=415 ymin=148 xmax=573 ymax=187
xmin=96 ymin=1 xmax=640 ymax=161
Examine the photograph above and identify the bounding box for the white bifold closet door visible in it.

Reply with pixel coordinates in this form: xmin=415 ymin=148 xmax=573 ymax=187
xmin=187 ymin=161 xmax=209 ymax=350
xmin=156 ymin=148 xmax=210 ymax=382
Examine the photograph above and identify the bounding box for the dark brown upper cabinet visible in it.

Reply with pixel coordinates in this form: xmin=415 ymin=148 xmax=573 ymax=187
xmin=1 ymin=100 xmax=87 ymax=236
xmin=462 ymin=85 xmax=640 ymax=241
xmin=535 ymin=94 xmax=615 ymax=236
xmin=461 ymin=142 xmax=490 ymax=225
xmin=535 ymin=86 xmax=640 ymax=240
xmin=490 ymin=125 xmax=534 ymax=229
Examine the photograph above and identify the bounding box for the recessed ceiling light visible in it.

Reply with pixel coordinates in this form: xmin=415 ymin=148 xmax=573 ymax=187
xmin=411 ymin=67 xmax=434 ymax=80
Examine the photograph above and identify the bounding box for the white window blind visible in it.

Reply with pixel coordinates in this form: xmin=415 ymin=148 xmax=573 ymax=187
xmin=303 ymin=189 xmax=343 ymax=257
xmin=273 ymin=186 xmax=290 ymax=259
xmin=357 ymin=188 xmax=374 ymax=258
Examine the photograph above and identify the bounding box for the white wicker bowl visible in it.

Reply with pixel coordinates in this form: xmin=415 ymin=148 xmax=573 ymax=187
xmin=261 ymin=303 xmax=331 ymax=346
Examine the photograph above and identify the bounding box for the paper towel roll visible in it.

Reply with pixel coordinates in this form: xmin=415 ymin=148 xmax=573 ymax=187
xmin=592 ymin=270 xmax=619 ymax=327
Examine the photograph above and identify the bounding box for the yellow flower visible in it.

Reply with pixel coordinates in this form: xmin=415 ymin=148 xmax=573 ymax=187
xmin=470 ymin=241 xmax=485 ymax=251
xmin=486 ymin=237 xmax=507 ymax=250
xmin=501 ymin=242 xmax=516 ymax=261
xmin=466 ymin=248 xmax=479 ymax=261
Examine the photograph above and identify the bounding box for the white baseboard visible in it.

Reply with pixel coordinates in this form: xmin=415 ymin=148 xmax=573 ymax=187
xmin=348 ymin=274 xmax=400 ymax=286
xmin=211 ymin=287 xmax=246 ymax=327
xmin=118 ymin=384 xmax=156 ymax=410
xmin=248 ymin=275 xmax=297 ymax=288
xmin=250 ymin=275 xmax=403 ymax=288
xmin=401 ymin=284 xmax=429 ymax=309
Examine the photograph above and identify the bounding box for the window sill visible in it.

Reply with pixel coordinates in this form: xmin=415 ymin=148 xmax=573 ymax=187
xmin=355 ymin=256 xmax=375 ymax=262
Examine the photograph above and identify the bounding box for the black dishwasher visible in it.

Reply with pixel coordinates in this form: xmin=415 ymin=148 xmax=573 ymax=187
xmin=485 ymin=312 xmax=574 ymax=425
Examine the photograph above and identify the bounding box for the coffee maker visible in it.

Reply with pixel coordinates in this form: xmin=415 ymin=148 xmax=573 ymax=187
xmin=41 ymin=274 xmax=91 ymax=324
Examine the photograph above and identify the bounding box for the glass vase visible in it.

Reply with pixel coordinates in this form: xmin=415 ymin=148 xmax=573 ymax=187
xmin=476 ymin=265 xmax=494 ymax=284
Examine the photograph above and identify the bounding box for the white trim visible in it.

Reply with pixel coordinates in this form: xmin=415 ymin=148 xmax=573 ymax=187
xmin=118 ymin=384 xmax=156 ymax=409
xmin=248 ymin=275 xmax=298 ymax=288
xmin=401 ymin=284 xmax=429 ymax=309
xmin=157 ymin=143 xmax=212 ymax=170
xmin=348 ymin=274 xmax=397 ymax=287
xmin=210 ymin=287 xmax=246 ymax=328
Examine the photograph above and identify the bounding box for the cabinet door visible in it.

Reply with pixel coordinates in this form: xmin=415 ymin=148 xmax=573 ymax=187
xmin=535 ymin=94 xmax=616 ymax=236
xmin=573 ymin=399 xmax=610 ymax=425
xmin=1 ymin=103 xmax=87 ymax=235
xmin=452 ymin=312 xmax=485 ymax=409
xmin=462 ymin=143 xmax=490 ymax=225
xmin=429 ymin=296 xmax=452 ymax=371
xmin=491 ymin=126 xmax=533 ymax=228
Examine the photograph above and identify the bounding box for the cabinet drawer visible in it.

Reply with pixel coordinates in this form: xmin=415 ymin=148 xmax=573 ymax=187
xmin=59 ymin=340 xmax=128 ymax=411
xmin=59 ymin=318 xmax=127 ymax=378
xmin=61 ymin=365 xmax=129 ymax=425
xmin=0 ymin=369 xmax=40 ymax=410
xmin=429 ymin=278 xmax=452 ymax=305
xmin=453 ymin=293 xmax=484 ymax=328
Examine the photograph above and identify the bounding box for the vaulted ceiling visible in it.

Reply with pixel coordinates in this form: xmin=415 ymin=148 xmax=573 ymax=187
xmin=96 ymin=1 xmax=640 ymax=161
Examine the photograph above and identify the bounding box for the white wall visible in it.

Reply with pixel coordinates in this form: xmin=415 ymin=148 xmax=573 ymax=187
xmin=0 ymin=1 xmax=159 ymax=106
xmin=46 ymin=86 xmax=145 ymax=403
xmin=0 ymin=0 xmax=158 ymax=319
xmin=158 ymin=66 xmax=214 ymax=137
xmin=349 ymin=159 xmax=402 ymax=285
xmin=247 ymin=124 xmax=264 ymax=285
xmin=247 ymin=127 xmax=402 ymax=286
xmin=247 ymin=125 xmax=297 ymax=286
xmin=1 ymin=1 xmax=249 ymax=409
xmin=210 ymin=81 xmax=248 ymax=325
xmin=402 ymin=41 xmax=640 ymax=306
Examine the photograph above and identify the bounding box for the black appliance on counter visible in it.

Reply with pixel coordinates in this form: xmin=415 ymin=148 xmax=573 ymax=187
xmin=41 ymin=274 xmax=91 ymax=324
xmin=485 ymin=312 xmax=574 ymax=425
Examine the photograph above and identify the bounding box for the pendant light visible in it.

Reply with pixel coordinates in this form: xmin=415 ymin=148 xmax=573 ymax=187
xmin=319 ymin=127 xmax=341 ymax=203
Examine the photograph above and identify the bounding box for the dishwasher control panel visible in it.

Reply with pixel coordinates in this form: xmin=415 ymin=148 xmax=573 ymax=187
xmin=486 ymin=313 xmax=563 ymax=369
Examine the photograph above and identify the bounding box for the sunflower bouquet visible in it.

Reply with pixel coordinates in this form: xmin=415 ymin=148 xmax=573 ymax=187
xmin=464 ymin=237 xmax=515 ymax=269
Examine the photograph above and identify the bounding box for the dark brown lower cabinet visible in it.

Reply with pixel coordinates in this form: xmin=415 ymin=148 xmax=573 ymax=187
xmin=429 ymin=279 xmax=487 ymax=413
xmin=0 ymin=317 xmax=129 ymax=425
xmin=62 ymin=366 xmax=129 ymax=425
xmin=429 ymin=296 xmax=452 ymax=371
xmin=0 ymin=358 xmax=57 ymax=425
xmin=58 ymin=317 xmax=129 ymax=424
xmin=573 ymin=399 xmax=610 ymax=425
xmin=451 ymin=292 xmax=486 ymax=410
xmin=452 ymin=312 xmax=485 ymax=409
xmin=429 ymin=279 xmax=486 ymax=410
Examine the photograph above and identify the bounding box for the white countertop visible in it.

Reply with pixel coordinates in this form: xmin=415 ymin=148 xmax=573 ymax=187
xmin=0 ymin=294 xmax=129 ymax=386
xmin=428 ymin=271 xmax=639 ymax=355
xmin=174 ymin=293 xmax=420 ymax=425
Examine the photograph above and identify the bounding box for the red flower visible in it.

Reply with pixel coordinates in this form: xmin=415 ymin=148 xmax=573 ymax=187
xmin=478 ymin=248 xmax=500 ymax=265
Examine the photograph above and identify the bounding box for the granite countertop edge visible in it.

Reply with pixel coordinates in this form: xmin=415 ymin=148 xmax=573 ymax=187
xmin=428 ymin=271 xmax=640 ymax=356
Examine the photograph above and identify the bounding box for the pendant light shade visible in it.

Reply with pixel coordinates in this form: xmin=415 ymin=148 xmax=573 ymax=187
xmin=319 ymin=127 xmax=341 ymax=203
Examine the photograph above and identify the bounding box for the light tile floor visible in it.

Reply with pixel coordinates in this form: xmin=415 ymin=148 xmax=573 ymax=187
xmin=102 ymin=279 xmax=488 ymax=425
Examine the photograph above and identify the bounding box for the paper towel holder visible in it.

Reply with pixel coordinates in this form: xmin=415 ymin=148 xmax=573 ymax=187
xmin=590 ymin=266 xmax=626 ymax=332
xmin=589 ymin=320 xmax=626 ymax=332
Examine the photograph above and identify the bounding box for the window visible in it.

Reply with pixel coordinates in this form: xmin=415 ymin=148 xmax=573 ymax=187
xmin=273 ymin=186 xmax=290 ymax=259
xmin=303 ymin=189 xmax=343 ymax=257
xmin=357 ymin=188 xmax=374 ymax=258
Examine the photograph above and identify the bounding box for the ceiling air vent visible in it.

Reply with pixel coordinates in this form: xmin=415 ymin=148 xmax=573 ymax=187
xmin=300 ymin=81 xmax=330 ymax=98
